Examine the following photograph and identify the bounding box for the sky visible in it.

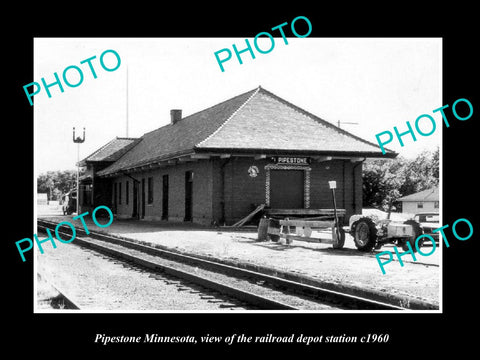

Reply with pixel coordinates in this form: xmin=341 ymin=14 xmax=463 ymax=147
xmin=34 ymin=37 xmax=442 ymax=174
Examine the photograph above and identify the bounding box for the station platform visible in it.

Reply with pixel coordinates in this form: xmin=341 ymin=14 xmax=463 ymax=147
xmin=37 ymin=212 xmax=440 ymax=310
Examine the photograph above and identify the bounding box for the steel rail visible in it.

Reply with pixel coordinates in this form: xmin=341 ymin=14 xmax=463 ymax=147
xmin=37 ymin=219 xmax=405 ymax=310
xmin=38 ymin=273 xmax=81 ymax=310
xmin=38 ymin=221 xmax=296 ymax=310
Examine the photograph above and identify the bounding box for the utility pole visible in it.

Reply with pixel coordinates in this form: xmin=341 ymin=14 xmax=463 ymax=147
xmin=73 ymin=127 xmax=85 ymax=215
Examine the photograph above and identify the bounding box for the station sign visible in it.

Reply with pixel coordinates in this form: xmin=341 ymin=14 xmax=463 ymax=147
xmin=272 ymin=156 xmax=311 ymax=165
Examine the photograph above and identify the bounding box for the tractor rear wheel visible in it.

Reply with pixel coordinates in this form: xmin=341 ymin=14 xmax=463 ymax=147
xmin=353 ymin=218 xmax=377 ymax=252
xmin=401 ymin=220 xmax=423 ymax=252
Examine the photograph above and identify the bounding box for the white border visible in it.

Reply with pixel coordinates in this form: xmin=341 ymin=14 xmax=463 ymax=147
xmin=33 ymin=37 xmax=443 ymax=314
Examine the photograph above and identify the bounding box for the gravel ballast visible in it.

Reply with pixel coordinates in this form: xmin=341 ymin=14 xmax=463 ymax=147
xmin=37 ymin=213 xmax=441 ymax=309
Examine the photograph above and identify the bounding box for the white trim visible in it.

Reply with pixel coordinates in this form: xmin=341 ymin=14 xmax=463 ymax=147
xmin=264 ymin=164 xmax=311 ymax=208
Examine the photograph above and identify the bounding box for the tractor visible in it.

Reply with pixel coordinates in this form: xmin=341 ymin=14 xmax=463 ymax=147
xmin=347 ymin=213 xmax=424 ymax=252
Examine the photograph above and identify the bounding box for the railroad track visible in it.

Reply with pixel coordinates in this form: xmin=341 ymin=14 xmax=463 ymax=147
xmin=37 ymin=219 xmax=405 ymax=311
xmin=39 ymin=251 xmax=260 ymax=311
xmin=37 ymin=273 xmax=81 ymax=310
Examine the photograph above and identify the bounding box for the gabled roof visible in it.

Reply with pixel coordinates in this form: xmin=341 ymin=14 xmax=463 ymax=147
xmin=78 ymin=137 xmax=139 ymax=166
xmin=398 ymin=187 xmax=439 ymax=202
xmin=197 ymin=87 xmax=393 ymax=154
xmin=98 ymin=86 xmax=395 ymax=176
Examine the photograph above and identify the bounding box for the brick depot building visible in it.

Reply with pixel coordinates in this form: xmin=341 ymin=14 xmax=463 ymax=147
xmin=79 ymin=86 xmax=395 ymax=225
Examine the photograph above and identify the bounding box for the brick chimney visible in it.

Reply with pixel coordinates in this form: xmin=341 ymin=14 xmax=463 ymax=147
xmin=170 ymin=109 xmax=182 ymax=124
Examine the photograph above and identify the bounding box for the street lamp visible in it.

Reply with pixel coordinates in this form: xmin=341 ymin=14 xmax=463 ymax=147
xmin=73 ymin=127 xmax=85 ymax=215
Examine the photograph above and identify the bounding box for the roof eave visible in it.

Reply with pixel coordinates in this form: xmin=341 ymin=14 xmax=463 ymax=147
xmin=97 ymin=149 xmax=196 ymax=177
xmin=194 ymin=146 xmax=397 ymax=159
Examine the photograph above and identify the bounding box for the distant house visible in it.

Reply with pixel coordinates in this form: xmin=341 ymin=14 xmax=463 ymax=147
xmin=398 ymin=187 xmax=439 ymax=213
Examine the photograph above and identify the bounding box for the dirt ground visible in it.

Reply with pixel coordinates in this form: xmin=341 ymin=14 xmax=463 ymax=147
xmin=37 ymin=210 xmax=441 ymax=310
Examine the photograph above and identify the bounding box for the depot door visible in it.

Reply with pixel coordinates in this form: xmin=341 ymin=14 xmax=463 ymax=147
xmin=162 ymin=174 xmax=169 ymax=220
xmin=132 ymin=181 xmax=138 ymax=218
xmin=184 ymin=171 xmax=193 ymax=221
xmin=141 ymin=178 xmax=145 ymax=219
xmin=269 ymin=170 xmax=304 ymax=209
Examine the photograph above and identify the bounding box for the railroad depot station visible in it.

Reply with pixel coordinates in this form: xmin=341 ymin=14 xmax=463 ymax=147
xmin=77 ymin=86 xmax=396 ymax=226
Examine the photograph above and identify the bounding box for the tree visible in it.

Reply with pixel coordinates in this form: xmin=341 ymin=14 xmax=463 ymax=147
xmin=399 ymin=147 xmax=439 ymax=195
xmin=55 ymin=170 xmax=77 ymax=195
xmin=37 ymin=172 xmax=55 ymax=200
xmin=37 ymin=170 xmax=78 ymax=201
xmin=362 ymin=147 xmax=439 ymax=211
xmin=362 ymin=158 xmax=405 ymax=211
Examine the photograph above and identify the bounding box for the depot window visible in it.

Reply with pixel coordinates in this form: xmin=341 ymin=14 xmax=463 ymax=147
xmin=126 ymin=180 xmax=129 ymax=205
xmin=119 ymin=182 xmax=122 ymax=204
xmin=148 ymin=177 xmax=153 ymax=204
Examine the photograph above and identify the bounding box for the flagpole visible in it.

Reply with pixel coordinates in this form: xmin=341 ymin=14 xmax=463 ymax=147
xmin=126 ymin=66 xmax=129 ymax=137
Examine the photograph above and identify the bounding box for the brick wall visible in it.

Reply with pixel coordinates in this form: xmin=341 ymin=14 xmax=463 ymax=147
xmin=310 ymin=160 xmax=363 ymax=221
xmin=111 ymin=160 xmax=215 ymax=225
xmin=109 ymin=157 xmax=363 ymax=226
xmin=221 ymin=157 xmax=268 ymax=224
xmin=311 ymin=160 xmax=341 ymax=210
xmin=215 ymin=157 xmax=363 ymax=225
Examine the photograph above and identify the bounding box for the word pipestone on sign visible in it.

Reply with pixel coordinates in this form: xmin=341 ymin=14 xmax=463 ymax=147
xmin=23 ymin=49 xmax=121 ymax=106
xmin=375 ymin=98 xmax=473 ymax=154
xmin=16 ymin=205 xmax=114 ymax=262
xmin=214 ymin=16 xmax=312 ymax=72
